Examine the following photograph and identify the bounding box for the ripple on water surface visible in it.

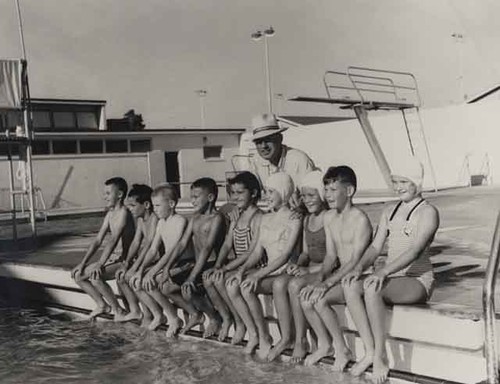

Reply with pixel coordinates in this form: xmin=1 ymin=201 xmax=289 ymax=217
xmin=0 ymin=308 xmax=370 ymax=384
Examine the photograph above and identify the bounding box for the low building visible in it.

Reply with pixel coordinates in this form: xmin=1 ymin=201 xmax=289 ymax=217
xmin=0 ymin=98 xmax=244 ymax=213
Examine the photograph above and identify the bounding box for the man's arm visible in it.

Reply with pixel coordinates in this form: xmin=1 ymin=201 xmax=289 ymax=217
xmin=185 ymin=214 xmax=224 ymax=283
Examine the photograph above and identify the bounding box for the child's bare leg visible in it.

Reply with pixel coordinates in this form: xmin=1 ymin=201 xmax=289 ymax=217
xmin=314 ymin=286 xmax=352 ymax=371
xmin=92 ymin=278 xmax=125 ymax=316
xmin=301 ymin=296 xmax=332 ymax=366
xmin=267 ymin=274 xmax=293 ymax=361
xmin=343 ymin=280 xmax=374 ymax=377
xmin=75 ymin=274 xmax=110 ymax=318
xmin=204 ymin=278 xmax=232 ymax=341
xmin=215 ymin=277 xmax=245 ymax=344
xmin=191 ymin=291 xmax=221 ymax=338
xmin=226 ymin=280 xmax=258 ymax=351
xmin=288 ymin=275 xmax=313 ymax=363
xmin=366 ymin=277 xmax=427 ymax=384
xmin=115 ymin=280 xmax=142 ymax=322
xmin=241 ymin=278 xmax=273 ymax=358
xmin=136 ymin=289 xmax=163 ymax=328
xmin=162 ymin=283 xmax=204 ymax=334
xmin=149 ymin=288 xmax=182 ymax=334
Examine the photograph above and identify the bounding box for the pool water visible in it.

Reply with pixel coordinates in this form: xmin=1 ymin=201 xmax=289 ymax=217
xmin=0 ymin=308 xmax=380 ymax=384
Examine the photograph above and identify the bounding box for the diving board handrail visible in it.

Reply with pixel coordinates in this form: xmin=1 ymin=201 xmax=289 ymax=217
xmin=347 ymin=66 xmax=422 ymax=107
xmin=483 ymin=211 xmax=500 ymax=384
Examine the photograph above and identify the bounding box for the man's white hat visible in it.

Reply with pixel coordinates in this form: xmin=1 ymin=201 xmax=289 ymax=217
xmin=251 ymin=113 xmax=288 ymax=141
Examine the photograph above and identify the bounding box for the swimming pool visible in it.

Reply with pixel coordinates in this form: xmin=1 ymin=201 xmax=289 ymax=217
xmin=0 ymin=307 xmax=407 ymax=384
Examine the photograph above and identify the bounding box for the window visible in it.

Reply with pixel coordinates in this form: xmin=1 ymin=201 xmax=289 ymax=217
xmin=52 ymin=140 xmax=77 ymax=154
xmin=80 ymin=139 xmax=103 ymax=154
xmin=0 ymin=142 xmax=19 ymax=157
xmin=105 ymin=139 xmax=128 ymax=153
xmin=77 ymin=112 xmax=98 ymax=129
xmin=53 ymin=112 xmax=76 ymax=129
xmin=130 ymin=139 xmax=151 ymax=153
xmin=203 ymin=145 xmax=223 ymax=160
xmin=32 ymin=140 xmax=50 ymax=155
xmin=32 ymin=111 xmax=52 ymax=129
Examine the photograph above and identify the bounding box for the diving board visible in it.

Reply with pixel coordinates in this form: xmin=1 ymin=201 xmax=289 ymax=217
xmin=289 ymin=66 xmax=438 ymax=191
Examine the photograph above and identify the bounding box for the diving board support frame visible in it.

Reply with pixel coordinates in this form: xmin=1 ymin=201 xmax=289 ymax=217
xmin=353 ymin=105 xmax=393 ymax=189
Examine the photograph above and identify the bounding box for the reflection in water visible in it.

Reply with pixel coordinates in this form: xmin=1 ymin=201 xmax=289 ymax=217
xmin=0 ymin=308 xmax=369 ymax=384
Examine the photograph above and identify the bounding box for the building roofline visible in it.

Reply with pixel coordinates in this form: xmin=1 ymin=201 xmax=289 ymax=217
xmin=31 ymin=98 xmax=107 ymax=106
xmin=29 ymin=129 xmax=245 ymax=137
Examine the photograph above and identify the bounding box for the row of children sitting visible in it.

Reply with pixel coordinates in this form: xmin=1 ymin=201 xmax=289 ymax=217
xmin=71 ymin=158 xmax=439 ymax=384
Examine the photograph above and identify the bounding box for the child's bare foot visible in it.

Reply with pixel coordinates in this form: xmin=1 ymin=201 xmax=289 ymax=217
xmin=290 ymin=338 xmax=309 ymax=364
xmin=203 ymin=316 xmax=221 ymax=338
xmin=304 ymin=343 xmax=333 ymax=366
xmin=166 ymin=317 xmax=184 ymax=338
xmin=88 ymin=304 xmax=111 ymax=319
xmin=217 ymin=318 xmax=232 ymax=342
xmin=180 ymin=312 xmax=205 ymax=334
xmin=231 ymin=322 xmax=246 ymax=345
xmin=267 ymin=338 xmax=290 ymax=362
xmin=140 ymin=313 xmax=153 ymax=328
xmin=349 ymin=353 xmax=374 ymax=377
xmin=332 ymin=349 xmax=353 ymax=372
xmin=256 ymin=335 xmax=273 ymax=360
xmin=244 ymin=333 xmax=259 ymax=354
xmin=371 ymin=357 xmax=389 ymax=384
xmin=147 ymin=315 xmax=163 ymax=331
xmin=115 ymin=310 xmax=142 ymax=323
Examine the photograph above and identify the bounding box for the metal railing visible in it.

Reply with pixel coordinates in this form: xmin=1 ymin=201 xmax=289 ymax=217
xmin=483 ymin=211 xmax=500 ymax=384
xmin=322 ymin=66 xmax=422 ymax=107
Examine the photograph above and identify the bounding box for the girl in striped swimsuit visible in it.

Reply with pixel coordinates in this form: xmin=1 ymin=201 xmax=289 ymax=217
xmin=342 ymin=157 xmax=439 ymax=384
xmin=203 ymin=171 xmax=263 ymax=344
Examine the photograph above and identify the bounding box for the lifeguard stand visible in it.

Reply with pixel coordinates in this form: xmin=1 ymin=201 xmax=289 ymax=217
xmin=0 ymin=59 xmax=37 ymax=240
xmin=289 ymin=66 xmax=438 ymax=191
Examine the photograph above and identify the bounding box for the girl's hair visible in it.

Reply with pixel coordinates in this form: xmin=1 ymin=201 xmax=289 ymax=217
xmin=227 ymin=171 xmax=261 ymax=202
xmin=128 ymin=184 xmax=153 ymax=205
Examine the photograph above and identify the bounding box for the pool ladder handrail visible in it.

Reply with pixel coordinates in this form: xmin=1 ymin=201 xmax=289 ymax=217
xmin=483 ymin=211 xmax=500 ymax=384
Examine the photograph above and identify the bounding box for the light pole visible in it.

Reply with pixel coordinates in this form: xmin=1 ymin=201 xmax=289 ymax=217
xmin=196 ymin=89 xmax=207 ymax=128
xmin=251 ymin=26 xmax=275 ymax=114
xmin=452 ymin=32 xmax=465 ymax=103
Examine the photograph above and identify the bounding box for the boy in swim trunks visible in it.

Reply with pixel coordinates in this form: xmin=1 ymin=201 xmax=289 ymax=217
xmin=126 ymin=184 xmax=188 ymax=334
xmin=300 ymin=166 xmax=372 ymax=370
xmin=162 ymin=177 xmax=226 ymax=338
xmin=71 ymin=177 xmax=135 ymax=319
xmin=342 ymin=157 xmax=439 ymax=384
xmin=114 ymin=184 xmax=159 ymax=323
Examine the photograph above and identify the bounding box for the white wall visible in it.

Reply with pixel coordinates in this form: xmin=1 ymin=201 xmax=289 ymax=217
xmin=283 ymin=99 xmax=500 ymax=191
xmin=0 ymin=154 xmax=150 ymax=211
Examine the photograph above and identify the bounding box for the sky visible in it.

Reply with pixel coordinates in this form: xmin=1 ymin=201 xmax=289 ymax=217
xmin=1 ymin=0 xmax=500 ymax=129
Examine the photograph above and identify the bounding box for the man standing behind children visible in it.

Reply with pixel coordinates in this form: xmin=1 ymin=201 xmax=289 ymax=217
xmin=163 ymin=177 xmax=226 ymax=337
xmin=71 ymin=177 xmax=135 ymax=319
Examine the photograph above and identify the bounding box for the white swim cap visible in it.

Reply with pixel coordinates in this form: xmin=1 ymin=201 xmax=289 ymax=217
xmin=299 ymin=170 xmax=325 ymax=201
xmin=391 ymin=156 xmax=424 ymax=191
xmin=265 ymin=172 xmax=295 ymax=203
